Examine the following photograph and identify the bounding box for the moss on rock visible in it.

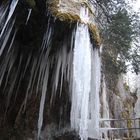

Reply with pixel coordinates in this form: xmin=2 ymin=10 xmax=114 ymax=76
xmin=56 ymin=12 xmax=80 ymax=22
xmin=88 ymin=23 xmax=101 ymax=45
xmin=47 ymin=0 xmax=101 ymax=46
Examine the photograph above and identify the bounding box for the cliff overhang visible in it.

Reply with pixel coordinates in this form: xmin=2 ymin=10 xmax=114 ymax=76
xmin=47 ymin=0 xmax=101 ymax=45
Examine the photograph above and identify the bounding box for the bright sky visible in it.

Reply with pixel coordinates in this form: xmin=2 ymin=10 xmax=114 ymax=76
xmin=126 ymin=0 xmax=140 ymax=12
xmin=131 ymin=0 xmax=140 ymax=12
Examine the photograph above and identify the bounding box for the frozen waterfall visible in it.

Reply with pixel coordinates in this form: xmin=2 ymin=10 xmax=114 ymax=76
xmin=0 ymin=2 xmax=101 ymax=139
xmin=71 ymin=7 xmax=101 ymax=140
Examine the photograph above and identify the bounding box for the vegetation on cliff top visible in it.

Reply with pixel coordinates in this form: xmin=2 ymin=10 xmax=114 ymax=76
xmin=94 ymin=0 xmax=140 ymax=74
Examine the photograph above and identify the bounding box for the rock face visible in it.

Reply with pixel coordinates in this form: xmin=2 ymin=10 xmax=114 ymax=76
xmin=100 ymin=75 xmax=136 ymax=139
xmin=133 ymin=74 xmax=140 ymax=138
xmin=135 ymin=91 xmax=140 ymax=138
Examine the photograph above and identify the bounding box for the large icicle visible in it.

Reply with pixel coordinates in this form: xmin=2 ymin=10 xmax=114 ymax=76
xmin=89 ymin=48 xmax=101 ymax=139
xmin=37 ymin=22 xmax=53 ymax=139
xmin=71 ymin=7 xmax=101 ymax=140
xmin=71 ymin=7 xmax=91 ymax=140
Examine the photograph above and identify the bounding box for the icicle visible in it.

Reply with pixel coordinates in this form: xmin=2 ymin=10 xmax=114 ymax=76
xmin=7 ymin=28 xmax=17 ymax=52
xmin=37 ymin=27 xmax=53 ymax=138
xmin=89 ymin=48 xmax=101 ymax=139
xmin=52 ymin=56 xmax=62 ymax=95
xmin=3 ymin=50 xmax=17 ymax=90
xmin=36 ymin=58 xmax=45 ymax=95
xmin=14 ymin=72 xmax=23 ymax=102
xmin=0 ymin=27 xmax=17 ymax=88
xmin=0 ymin=18 xmax=15 ymax=56
xmin=50 ymin=43 xmax=68 ymax=103
xmin=71 ymin=6 xmax=92 ymax=140
xmin=37 ymin=62 xmax=50 ymax=140
xmin=36 ymin=46 xmax=51 ymax=96
xmin=0 ymin=2 xmax=9 ymax=29
xmin=0 ymin=0 xmax=19 ymax=38
xmin=6 ymin=54 xmax=23 ymax=113
xmin=25 ymin=8 xmax=32 ymax=25
xmin=0 ymin=53 xmax=11 ymax=86
xmin=50 ymin=51 xmax=62 ymax=104
xmin=66 ymin=29 xmax=75 ymax=98
xmin=59 ymin=44 xmax=67 ymax=97
xmin=41 ymin=17 xmax=52 ymax=50
xmin=71 ymin=22 xmax=91 ymax=140
xmin=23 ymin=53 xmax=32 ymax=76
xmin=23 ymin=58 xmax=37 ymax=111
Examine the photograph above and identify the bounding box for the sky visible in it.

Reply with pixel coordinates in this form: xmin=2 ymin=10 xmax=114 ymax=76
xmin=130 ymin=0 xmax=140 ymax=12
xmin=126 ymin=0 xmax=140 ymax=12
